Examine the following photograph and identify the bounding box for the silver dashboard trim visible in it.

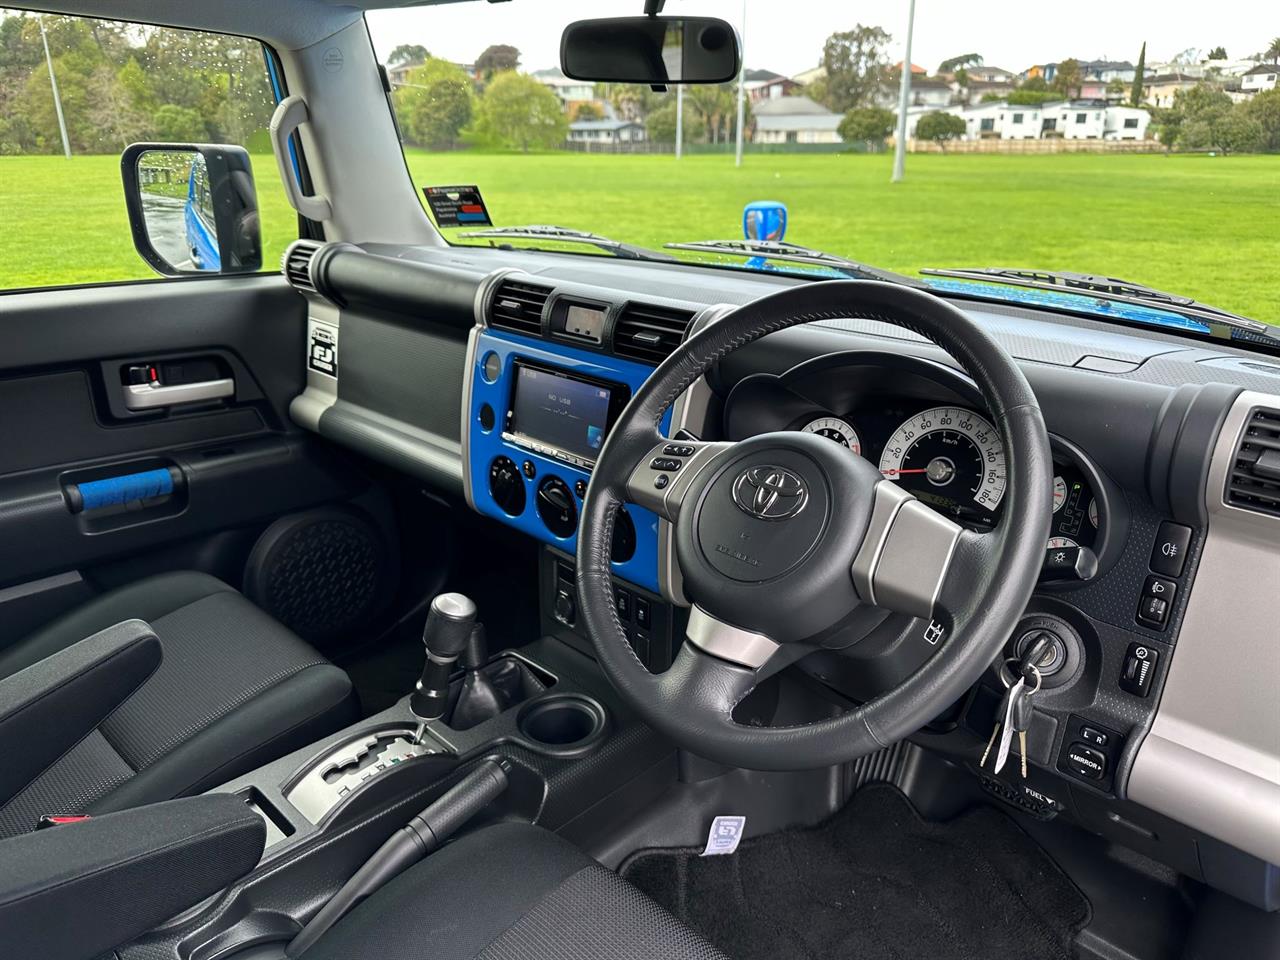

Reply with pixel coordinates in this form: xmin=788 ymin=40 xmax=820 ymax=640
xmin=1129 ymin=390 xmax=1280 ymax=865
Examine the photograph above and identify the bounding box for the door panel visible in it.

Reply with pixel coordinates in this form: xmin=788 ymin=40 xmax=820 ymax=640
xmin=0 ymin=276 xmax=375 ymax=645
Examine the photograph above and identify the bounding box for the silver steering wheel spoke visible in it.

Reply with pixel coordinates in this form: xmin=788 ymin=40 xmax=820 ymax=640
xmin=624 ymin=438 xmax=733 ymax=522
xmin=850 ymin=480 xmax=964 ymax=621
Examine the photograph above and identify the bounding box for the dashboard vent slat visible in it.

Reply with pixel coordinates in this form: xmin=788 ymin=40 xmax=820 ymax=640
xmin=283 ymin=240 xmax=321 ymax=294
xmin=613 ymin=303 xmax=696 ymax=364
xmin=1225 ymin=408 xmax=1280 ymax=518
xmin=489 ymin=279 xmax=551 ymax=336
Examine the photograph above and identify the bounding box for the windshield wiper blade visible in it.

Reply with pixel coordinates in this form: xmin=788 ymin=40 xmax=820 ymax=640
xmin=457 ymin=225 xmax=674 ymax=262
xmin=921 ymin=267 xmax=1272 ymax=336
xmin=664 ymin=239 xmax=925 ymax=286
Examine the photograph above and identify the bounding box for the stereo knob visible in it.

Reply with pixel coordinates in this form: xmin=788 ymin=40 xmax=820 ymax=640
xmin=488 ymin=456 xmax=525 ymax=516
xmin=536 ymin=476 xmax=577 ymax=537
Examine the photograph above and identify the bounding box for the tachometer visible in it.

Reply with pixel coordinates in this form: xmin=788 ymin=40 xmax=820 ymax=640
xmin=801 ymin=416 xmax=862 ymax=454
xmin=879 ymin=406 xmax=1006 ymax=518
xmin=1053 ymin=475 xmax=1067 ymax=513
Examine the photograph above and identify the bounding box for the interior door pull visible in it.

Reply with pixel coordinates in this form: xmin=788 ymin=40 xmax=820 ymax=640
xmin=124 ymin=378 xmax=234 ymax=411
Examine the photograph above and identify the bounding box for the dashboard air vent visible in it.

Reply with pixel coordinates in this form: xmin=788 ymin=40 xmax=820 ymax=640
xmin=1226 ymin=408 xmax=1280 ymax=518
xmin=282 ymin=240 xmax=321 ymax=294
xmin=613 ymin=303 xmax=696 ymax=364
xmin=490 ymin=279 xmax=552 ymax=336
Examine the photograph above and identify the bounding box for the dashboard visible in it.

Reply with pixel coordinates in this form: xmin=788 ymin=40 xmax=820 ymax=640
xmin=281 ymin=239 xmax=1280 ymax=899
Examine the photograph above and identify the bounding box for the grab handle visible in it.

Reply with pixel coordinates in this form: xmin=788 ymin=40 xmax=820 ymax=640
xmin=269 ymin=95 xmax=332 ymax=222
xmin=65 ymin=468 xmax=182 ymax=514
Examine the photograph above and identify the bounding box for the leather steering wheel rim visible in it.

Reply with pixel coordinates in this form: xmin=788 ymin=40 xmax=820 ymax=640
xmin=577 ymin=280 xmax=1052 ymax=771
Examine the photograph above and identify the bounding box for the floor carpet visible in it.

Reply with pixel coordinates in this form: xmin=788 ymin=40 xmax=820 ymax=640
xmin=621 ymin=783 xmax=1090 ymax=960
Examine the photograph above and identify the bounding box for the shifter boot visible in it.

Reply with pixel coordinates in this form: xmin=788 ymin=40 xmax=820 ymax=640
xmin=449 ymin=667 xmax=507 ymax=730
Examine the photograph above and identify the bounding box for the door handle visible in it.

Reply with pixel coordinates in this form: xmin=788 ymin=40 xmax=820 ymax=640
xmin=124 ymin=378 xmax=234 ymax=411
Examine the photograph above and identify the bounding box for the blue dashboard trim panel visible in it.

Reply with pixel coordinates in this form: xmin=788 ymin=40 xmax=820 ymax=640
xmin=467 ymin=328 xmax=670 ymax=593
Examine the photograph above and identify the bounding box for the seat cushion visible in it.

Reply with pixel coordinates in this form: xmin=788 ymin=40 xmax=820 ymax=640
xmin=0 ymin=572 xmax=356 ymax=839
xmin=303 ymin=822 xmax=729 ymax=960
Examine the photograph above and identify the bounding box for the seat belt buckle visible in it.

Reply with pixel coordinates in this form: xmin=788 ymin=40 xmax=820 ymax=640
xmin=36 ymin=814 xmax=92 ymax=830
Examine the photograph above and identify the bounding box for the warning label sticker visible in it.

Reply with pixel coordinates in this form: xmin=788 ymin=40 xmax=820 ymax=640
xmin=309 ymin=324 xmax=337 ymax=377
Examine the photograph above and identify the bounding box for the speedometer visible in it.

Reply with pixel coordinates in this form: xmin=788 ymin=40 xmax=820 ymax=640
xmin=801 ymin=416 xmax=862 ymax=454
xmin=879 ymin=406 xmax=1007 ymax=518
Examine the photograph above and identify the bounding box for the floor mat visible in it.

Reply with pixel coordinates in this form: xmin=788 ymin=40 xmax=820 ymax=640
xmin=621 ymin=784 xmax=1089 ymax=960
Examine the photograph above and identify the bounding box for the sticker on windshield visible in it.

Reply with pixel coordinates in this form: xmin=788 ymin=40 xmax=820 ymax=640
xmin=424 ymin=185 xmax=492 ymax=228
xmin=701 ymin=815 xmax=746 ymax=856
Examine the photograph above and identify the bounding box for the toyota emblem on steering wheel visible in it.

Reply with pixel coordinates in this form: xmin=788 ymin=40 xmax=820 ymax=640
xmin=732 ymin=465 xmax=809 ymax=520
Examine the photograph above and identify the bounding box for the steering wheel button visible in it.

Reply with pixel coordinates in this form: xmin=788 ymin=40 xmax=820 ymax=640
xmin=650 ymin=457 xmax=682 ymax=471
xmin=653 ymin=474 xmax=670 ymax=489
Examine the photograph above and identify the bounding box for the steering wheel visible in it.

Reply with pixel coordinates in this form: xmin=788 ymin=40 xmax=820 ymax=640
xmin=577 ymin=281 xmax=1052 ymax=770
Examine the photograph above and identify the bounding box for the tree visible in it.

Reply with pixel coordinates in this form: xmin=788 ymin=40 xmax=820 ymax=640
xmin=1106 ymin=78 xmax=1126 ymax=100
xmin=644 ymin=98 xmax=694 ymax=143
xmin=387 ymin=44 xmax=429 ymax=67
xmin=686 ymin=83 xmax=739 ymax=143
xmin=1241 ymin=87 xmax=1280 ymax=152
xmin=573 ymin=101 xmax=603 ymax=121
xmin=915 ymin=110 xmax=965 ymax=148
xmin=394 ymin=58 xmax=473 ymax=148
xmin=152 ymin=103 xmax=208 ymax=141
xmin=598 ymin=82 xmax=661 ymax=121
xmin=954 ymin=67 xmax=969 ymax=88
xmin=937 ymin=53 xmax=982 ymax=75
xmin=472 ymin=70 xmax=566 ymax=151
xmin=1008 ymin=88 xmax=1056 ymax=105
xmin=820 ymin=25 xmax=892 ymax=113
xmin=475 ymin=44 xmax=519 ymax=79
xmin=1266 ymin=38 xmax=1280 ymax=61
xmin=1160 ymin=84 xmax=1232 ymax=148
xmin=1131 ymin=42 xmax=1146 ymax=106
xmin=1053 ymin=58 xmax=1083 ymax=100
xmin=1207 ymin=46 xmax=1227 ymax=60
xmin=838 ymin=106 xmax=895 ymax=143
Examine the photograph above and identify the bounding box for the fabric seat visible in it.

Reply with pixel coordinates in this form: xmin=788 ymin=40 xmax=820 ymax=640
xmin=301 ymin=821 xmax=730 ymax=960
xmin=0 ymin=571 xmax=356 ymax=839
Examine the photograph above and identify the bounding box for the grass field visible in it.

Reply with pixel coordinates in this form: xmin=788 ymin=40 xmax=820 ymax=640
xmin=2 ymin=150 xmax=1277 ymax=324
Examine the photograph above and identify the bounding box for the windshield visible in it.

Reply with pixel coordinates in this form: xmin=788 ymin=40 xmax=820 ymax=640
xmin=366 ymin=1 xmax=1278 ymax=331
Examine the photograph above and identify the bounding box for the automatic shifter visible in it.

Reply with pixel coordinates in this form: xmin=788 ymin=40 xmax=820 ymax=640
xmin=410 ymin=592 xmax=477 ymax=742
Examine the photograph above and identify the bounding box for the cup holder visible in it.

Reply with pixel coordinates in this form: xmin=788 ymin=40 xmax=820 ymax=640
xmin=516 ymin=694 xmax=609 ymax=757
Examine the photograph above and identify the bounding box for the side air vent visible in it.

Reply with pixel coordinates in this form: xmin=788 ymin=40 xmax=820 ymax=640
xmin=283 ymin=240 xmax=321 ymax=294
xmin=613 ymin=303 xmax=696 ymax=364
xmin=1226 ymin=408 xmax=1280 ymax=517
xmin=490 ymin=279 xmax=552 ymax=336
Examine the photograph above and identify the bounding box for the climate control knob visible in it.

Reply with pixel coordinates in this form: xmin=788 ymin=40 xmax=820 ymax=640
xmin=536 ymin=476 xmax=577 ymax=537
xmin=489 ymin=456 xmax=525 ymax=516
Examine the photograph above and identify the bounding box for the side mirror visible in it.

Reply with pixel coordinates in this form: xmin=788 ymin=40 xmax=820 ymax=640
xmin=121 ymin=143 xmax=262 ymax=276
xmin=561 ymin=16 xmax=740 ymax=85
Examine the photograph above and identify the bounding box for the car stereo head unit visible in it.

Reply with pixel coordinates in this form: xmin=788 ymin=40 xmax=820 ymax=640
xmin=503 ymin=360 xmax=632 ymax=470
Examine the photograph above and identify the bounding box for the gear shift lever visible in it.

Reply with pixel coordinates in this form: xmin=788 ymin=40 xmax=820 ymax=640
xmin=410 ymin=592 xmax=477 ymax=742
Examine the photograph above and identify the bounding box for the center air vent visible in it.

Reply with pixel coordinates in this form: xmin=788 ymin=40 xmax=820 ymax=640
xmin=490 ymin=279 xmax=552 ymax=336
xmin=613 ymin=303 xmax=696 ymax=364
xmin=1226 ymin=407 xmax=1280 ymax=518
xmin=283 ymin=240 xmax=321 ymax=294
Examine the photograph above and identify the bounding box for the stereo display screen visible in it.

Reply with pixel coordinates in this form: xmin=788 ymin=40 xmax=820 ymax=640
xmin=507 ymin=363 xmax=625 ymax=464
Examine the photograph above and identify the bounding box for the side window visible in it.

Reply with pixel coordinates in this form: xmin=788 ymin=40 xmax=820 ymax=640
xmin=0 ymin=9 xmax=297 ymax=291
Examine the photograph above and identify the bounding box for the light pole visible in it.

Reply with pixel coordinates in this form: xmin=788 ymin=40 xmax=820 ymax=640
xmin=734 ymin=0 xmax=746 ymax=167
xmin=891 ymin=0 xmax=917 ymax=183
xmin=676 ymin=83 xmax=684 ymax=159
xmin=39 ymin=15 xmax=72 ymax=159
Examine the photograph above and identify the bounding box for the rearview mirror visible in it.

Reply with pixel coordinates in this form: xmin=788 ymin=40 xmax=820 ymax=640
xmin=561 ymin=16 xmax=740 ymax=85
xmin=121 ymin=143 xmax=262 ymax=276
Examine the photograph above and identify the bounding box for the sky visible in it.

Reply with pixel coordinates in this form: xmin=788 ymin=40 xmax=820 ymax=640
xmin=365 ymin=0 xmax=1269 ymax=78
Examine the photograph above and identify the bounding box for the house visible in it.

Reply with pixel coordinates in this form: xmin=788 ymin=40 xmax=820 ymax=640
xmin=746 ymin=70 xmax=803 ymax=101
xmin=1103 ymin=105 xmax=1151 ymax=139
xmin=387 ymin=59 xmax=475 ymax=87
xmin=566 ymin=118 xmax=645 ymax=145
xmin=1081 ymin=60 xmax=1136 ymax=83
xmin=1023 ymin=63 xmax=1057 ymax=83
xmin=791 ymin=65 xmax=827 ymax=86
xmin=1242 ymin=64 xmax=1279 ymax=93
xmin=752 ymin=96 xmax=842 ymax=144
xmin=965 ymin=80 xmax=1015 ymax=103
xmin=1143 ymin=73 xmax=1200 ymax=108
xmin=1056 ymin=101 xmax=1108 ymax=139
xmin=531 ymin=67 xmax=596 ymax=106
xmin=894 ymin=62 xmax=927 ymax=76
xmin=1001 ymin=104 xmax=1051 ymax=139
xmin=967 ymin=65 xmax=1015 ymax=83
xmin=956 ymin=101 xmax=1006 ymax=138
xmin=908 ymin=77 xmax=955 ymax=108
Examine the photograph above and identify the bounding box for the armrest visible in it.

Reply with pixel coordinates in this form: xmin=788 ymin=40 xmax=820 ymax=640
xmin=0 ymin=619 xmax=161 ymax=809
xmin=0 ymin=793 xmax=266 ymax=960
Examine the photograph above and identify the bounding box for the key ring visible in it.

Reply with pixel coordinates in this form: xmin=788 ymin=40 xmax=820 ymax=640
xmin=1000 ymin=658 xmax=1042 ymax=694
